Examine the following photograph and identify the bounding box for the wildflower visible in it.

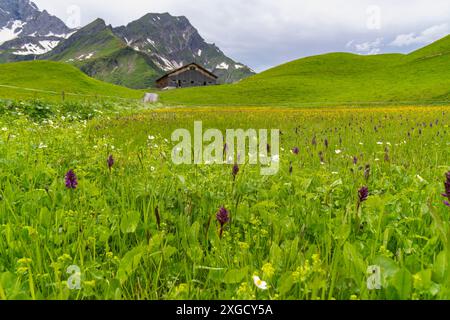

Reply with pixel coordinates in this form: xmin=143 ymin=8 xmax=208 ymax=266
xmin=335 ymin=150 xmax=342 ymax=154
xmin=262 ymin=263 xmax=275 ymax=278
xmin=107 ymin=155 xmax=114 ymax=171
xmin=292 ymin=147 xmax=300 ymax=155
xmin=353 ymin=156 xmax=358 ymax=165
xmin=442 ymin=172 xmax=450 ymax=207
xmin=358 ymin=186 xmax=369 ymax=204
xmin=232 ymin=163 xmax=239 ymax=179
xmin=253 ymin=276 xmax=268 ymax=290
xmin=216 ymin=206 xmax=230 ymax=238
xmin=148 ymin=135 xmax=155 ymax=140
xmin=65 ymin=169 xmax=78 ymax=189
xmin=364 ymin=164 xmax=371 ymax=180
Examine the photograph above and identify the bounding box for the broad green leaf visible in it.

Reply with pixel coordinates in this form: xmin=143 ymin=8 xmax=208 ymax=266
xmin=224 ymin=267 xmax=248 ymax=284
xmin=120 ymin=211 xmax=141 ymax=234
xmin=117 ymin=246 xmax=146 ymax=284
xmin=278 ymin=273 xmax=294 ymax=296
xmin=391 ymin=268 xmax=412 ymax=300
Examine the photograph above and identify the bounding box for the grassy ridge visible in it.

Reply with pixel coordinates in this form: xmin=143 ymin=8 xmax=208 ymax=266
xmin=0 ymin=61 xmax=143 ymax=101
xmin=159 ymin=35 xmax=450 ymax=107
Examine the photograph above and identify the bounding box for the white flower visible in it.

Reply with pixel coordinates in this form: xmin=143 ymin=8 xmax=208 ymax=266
xmin=386 ymin=142 xmax=392 ymax=146
xmin=377 ymin=142 xmax=383 ymax=145
xmin=253 ymin=276 xmax=268 ymax=290
xmin=148 ymin=135 xmax=155 ymax=140
xmin=335 ymin=150 xmax=342 ymax=154
xmin=359 ymin=142 xmax=364 ymax=145
xmin=1 ymin=127 xmax=8 ymax=131
xmin=416 ymin=175 xmax=425 ymax=183
xmin=150 ymin=166 xmax=156 ymax=172
xmin=154 ymin=144 xmax=159 ymax=148
xmin=375 ymin=158 xmax=380 ymax=161
xmin=38 ymin=142 xmax=48 ymax=149
xmin=332 ymin=172 xmax=339 ymax=175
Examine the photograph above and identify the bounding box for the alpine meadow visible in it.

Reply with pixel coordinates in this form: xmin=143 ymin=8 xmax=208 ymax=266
xmin=0 ymin=0 xmax=449 ymax=303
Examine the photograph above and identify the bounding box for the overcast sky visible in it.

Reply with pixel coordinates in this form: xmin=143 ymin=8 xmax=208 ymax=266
xmin=33 ymin=0 xmax=450 ymax=72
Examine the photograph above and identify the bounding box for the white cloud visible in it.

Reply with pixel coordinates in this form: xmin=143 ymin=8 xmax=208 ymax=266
xmin=347 ymin=37 xmax=384 ymax=55
xmin=31 ymin=0 xmax=450 ymax=71
xmin=391 ymin=23 xmax=449 ymax=47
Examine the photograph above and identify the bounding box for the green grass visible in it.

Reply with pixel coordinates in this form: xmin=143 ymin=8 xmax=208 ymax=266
xmin=0 ymin=104 xmax=449 ymax=300
xmin=159 ymin=35 xmax=450 ymax=107
xmin=0 ymin=61 xmax=144 ymax=102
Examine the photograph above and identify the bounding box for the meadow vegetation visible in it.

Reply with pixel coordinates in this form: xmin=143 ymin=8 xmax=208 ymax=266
xmin=0 ymin=99 xmax=449 ymax=300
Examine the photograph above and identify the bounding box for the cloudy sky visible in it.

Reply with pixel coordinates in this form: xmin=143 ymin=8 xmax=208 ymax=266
xmin=33 ymin=0 xmax=450 ymax=72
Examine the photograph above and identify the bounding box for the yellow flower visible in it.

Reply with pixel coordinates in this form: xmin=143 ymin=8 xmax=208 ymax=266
xmin=237 ymin=282 xmax=255 ymax=299
xmin=239 ymin=242 xmax=250 ymax=250
xmin=262 ymin=263 xmax=275 ymax=279
xmin=17 ymin=258 xmax=32 ymax=265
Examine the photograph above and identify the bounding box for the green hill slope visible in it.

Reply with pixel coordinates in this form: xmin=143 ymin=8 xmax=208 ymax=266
xmin=0 ymin=61 xmax=142 ymax=101
xmin=159 ymin=35 xmax=450 ymax=107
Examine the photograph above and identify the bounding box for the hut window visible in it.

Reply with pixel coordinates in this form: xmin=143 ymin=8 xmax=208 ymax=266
xmin=191 ymin=81 xmax=195 ymax=84
xmin=189 ymin=66 xmax=196 ymax=70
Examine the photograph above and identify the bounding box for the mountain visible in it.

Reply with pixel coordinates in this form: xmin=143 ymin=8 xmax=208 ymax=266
xmin=159 ymin=35 xmax=450 ymax=107
xmin=0 ymin=3 xmax=254 ymax=88
xmin=42 ymin=18 xmax=163 ymax=89
xmin=0 ymin=0 xmax=73 ymax=60
xmin=113 ymin=13 xmax=254 ymax=84
xmin=43 ymin=13 xmax=255 ymax=88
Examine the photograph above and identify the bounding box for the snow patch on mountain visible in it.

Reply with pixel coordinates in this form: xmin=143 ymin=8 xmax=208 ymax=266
xmin=13 ymin=40 xmax=59 ymax=55
xmin=216 ymin=62 xmax=229 ymax=70
xmin=76 ymin=52 xmax=95 ymax=61
xmin=0 ymin=20 xmax=26 ymax=45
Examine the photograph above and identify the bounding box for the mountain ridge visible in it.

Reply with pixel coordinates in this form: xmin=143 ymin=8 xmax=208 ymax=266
xmin=0 ymin=1 xmax=255 ymax=88
xmin=0 ymin=0 xmax=73 ymax=57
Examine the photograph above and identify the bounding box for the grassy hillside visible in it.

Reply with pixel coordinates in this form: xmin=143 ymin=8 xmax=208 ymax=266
xmin=0 ymin=61 xmax=143 ymax=101
xmin=159 ymin=35 xmax=450 ymax=107
xmin=80 ymin=47 xmax=162 ymax=89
